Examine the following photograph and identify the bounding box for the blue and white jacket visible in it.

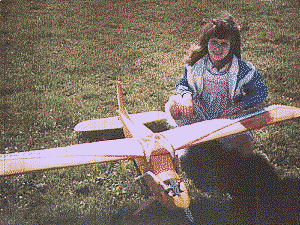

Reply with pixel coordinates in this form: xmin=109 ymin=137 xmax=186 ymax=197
xmin=176 ymin=55 xmax=268 ymax=110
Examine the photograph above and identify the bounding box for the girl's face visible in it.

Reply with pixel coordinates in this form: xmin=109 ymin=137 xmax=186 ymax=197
xmin=208 ymin=38 xmax=231 ymax=63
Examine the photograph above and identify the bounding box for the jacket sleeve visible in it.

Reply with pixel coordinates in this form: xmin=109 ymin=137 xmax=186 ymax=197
xmin=175 ymin=67 xmax=194 ymax=97
xmin=234 ymin=70 xmax=268 ymax=109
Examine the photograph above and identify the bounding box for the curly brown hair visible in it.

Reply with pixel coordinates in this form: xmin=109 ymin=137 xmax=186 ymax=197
xmin=185 ymin=11 xmax=241 ymax=67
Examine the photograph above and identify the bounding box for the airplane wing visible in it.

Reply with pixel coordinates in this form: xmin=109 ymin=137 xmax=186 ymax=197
xmin=0 ymin=138 xmax=144 ymax=176
xmin=161 ymin=105 xmax=300 ymax=150
xmin=74 ymin=111 xmax=168 ymax=131
xmin=1 ymin=105 xmax=299 ymax=176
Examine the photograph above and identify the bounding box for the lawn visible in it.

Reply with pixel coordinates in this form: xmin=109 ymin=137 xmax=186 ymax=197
xmin=1 ymin=0 xmax=300 ymax=223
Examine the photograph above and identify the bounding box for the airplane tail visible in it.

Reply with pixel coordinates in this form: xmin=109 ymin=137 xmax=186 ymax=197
xmin=73 ymin=81 xmax=168 ymax=132
xmin=116 ymin=81 xmax=130 ymax=120
xmin=116 ymin=82 xmax=153 ymax=138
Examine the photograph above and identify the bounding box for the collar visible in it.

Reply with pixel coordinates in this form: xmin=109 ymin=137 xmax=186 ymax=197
xmin=204 ymin=55 xmax=231 ymax=76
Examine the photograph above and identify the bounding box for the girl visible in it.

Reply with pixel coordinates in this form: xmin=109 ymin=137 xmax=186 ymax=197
xmin=165 ymin=11 xmax=283 ymax=223
xmin=165 ymin=11 xmax=268 ymax=156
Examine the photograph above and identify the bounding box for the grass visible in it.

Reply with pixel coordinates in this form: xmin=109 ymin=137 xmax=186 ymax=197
xmin=1 ymin=0 xmax=300 ymax=223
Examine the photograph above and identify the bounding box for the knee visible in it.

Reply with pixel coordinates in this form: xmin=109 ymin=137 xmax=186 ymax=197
xmin=229 ymin=134 xmax=255 ymax=155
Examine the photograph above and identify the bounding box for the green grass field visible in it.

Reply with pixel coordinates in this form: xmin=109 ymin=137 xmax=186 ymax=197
xmin=1 ymin=0 xmax=300 ymax=223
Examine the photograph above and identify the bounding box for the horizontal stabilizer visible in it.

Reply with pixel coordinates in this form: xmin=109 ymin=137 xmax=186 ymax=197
xmin=74 ymin=111 xmax=168 ymax=131
xmin=161 ymin=105 xmax=300 ymax=150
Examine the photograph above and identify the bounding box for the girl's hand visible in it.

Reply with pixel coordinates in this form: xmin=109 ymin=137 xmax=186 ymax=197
xmin=181 ymin=93 xmax=194 ymax=120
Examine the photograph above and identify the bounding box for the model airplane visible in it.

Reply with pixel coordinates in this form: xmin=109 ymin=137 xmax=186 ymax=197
xmin=1 ymin=82 xmax=300 ymax=222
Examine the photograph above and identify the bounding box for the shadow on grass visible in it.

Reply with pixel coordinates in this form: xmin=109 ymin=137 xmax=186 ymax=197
xmin=78 ymin=129 xmax=125 ymax=143
xmin=41 ymin=197 xmax=236 ymax=225
xmin=77 ymin=120 xmax=171 ymax=143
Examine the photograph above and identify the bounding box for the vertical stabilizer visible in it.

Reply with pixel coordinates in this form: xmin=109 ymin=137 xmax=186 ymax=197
xmin=116 ymin=81 xmax=130 ymax=119
xmin=116 ymin=81 xmax=153 ymax=138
